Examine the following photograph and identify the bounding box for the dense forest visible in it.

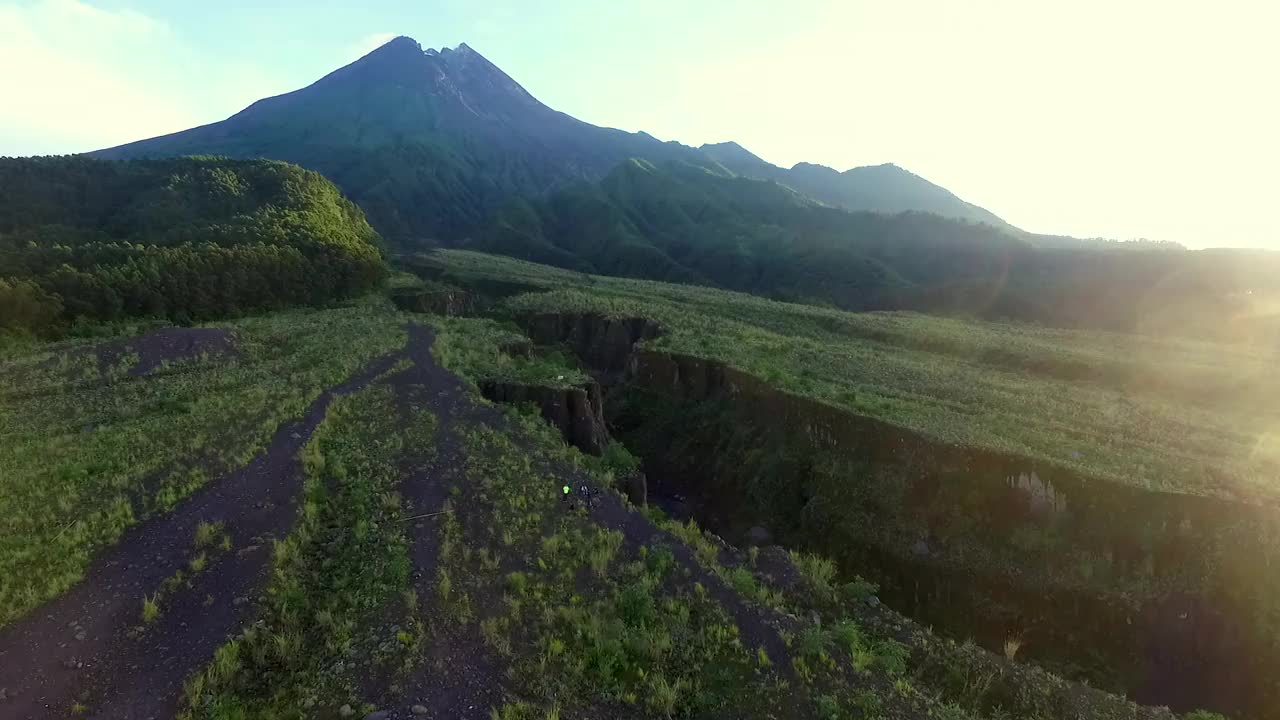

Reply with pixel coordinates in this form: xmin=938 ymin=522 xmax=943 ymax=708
xmin=0 ymin=156 xmax=387 ymax=335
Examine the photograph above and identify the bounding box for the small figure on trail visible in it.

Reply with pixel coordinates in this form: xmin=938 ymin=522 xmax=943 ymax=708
xmin=560 ymin=482 xmax=600 ymax=512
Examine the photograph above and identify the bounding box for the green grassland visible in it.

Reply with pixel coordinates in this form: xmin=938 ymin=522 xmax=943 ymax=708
xmin=0 ymin=297 xmax=406 ymax=626
xmin=426 ymin=388 xmax=1179 ymax=720
xmin=0 ymin=280 xmax=1222 ymax=719
xmin=182 ymin=383 xmax=435 ymax=718
xmin=426 ymin=249 xmax=1280 ymax=502
xmin=428 ymin=315 xmax=590 ymax=389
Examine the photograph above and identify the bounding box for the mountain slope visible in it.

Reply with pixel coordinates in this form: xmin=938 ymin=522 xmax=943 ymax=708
xmin=472 ymin=158 xmax=1032 ymax=309
xmin=701 ymin=140 xmax=1012 ymax=228
xmin=93 ymin=37 xmax=697 ymax=243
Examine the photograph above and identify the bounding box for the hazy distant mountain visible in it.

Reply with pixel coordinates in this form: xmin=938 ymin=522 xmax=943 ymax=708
xmin=700 ymin=141 xmax=1012 ymax=229
xmin=94 ymin=36 xmax=1012 ymax=247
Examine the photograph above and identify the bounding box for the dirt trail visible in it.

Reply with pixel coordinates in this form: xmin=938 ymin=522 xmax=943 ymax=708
xmin=0 ymin=350 xmax=405 ymax=720
xmin=371 ymin=325 xmax=511 ymax=719
xmin=369 ymin=326 xmax=794 ymax=718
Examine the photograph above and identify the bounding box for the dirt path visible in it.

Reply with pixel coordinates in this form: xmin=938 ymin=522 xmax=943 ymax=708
xmin=366 ymin=326 xmax=794 ymax=719
xmin=368 ymin=325 xmax=512 ymax=719
xmin=0 ymin=350 xmax=406 ymax=720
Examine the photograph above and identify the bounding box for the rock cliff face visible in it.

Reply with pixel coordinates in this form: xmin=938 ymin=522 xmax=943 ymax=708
xmin=391 ymin=288 xmax=475 ymax=316
xmin=479 ymin=379 xmax=609 ymax=456
xmin=518 ymin=309 xmax=1280 ymax=719
xmin=522 ymin=312 xmax=661 ymax=376
xmin=625 ymin=348 xmax=1280 ymax=719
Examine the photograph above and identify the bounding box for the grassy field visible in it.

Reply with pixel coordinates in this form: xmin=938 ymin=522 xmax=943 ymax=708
xmin=426 ymin=250 xmax=1280 ymax=502
xmin=182 ymin=383 xmax=435 ymax=717
xmin=428 ymin=315 xmax=590 ymax=389
xmin=0 ymin=276 xmax=1219 ymax=720
xmin=0 ymin=297 xmax=407 ymax=626
xmin=433 ymin=399 xmax=1179 ymax=720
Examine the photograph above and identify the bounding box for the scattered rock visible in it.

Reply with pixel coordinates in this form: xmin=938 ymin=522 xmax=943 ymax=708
xmin=0 ymin=687 xmax=8 ymax=701
xmin=338 ymin=704 xmax=355 ymax=717
xmin=74 ymin=630 xmax=86 ymax=642
xmin=302 ymin=698 xmax=316 ymax=709
xmin=411 ymin=705 xmax=429 ymax=716
xmin=479 ymin=380 xmax=609 ymax=455
xmin=232 ymin=596 xmax=249 ymax=607
xmin=620 ymin=471 xmax=647 ymax=507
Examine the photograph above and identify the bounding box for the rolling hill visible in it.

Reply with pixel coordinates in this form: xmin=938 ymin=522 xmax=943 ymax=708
xmin=0 ymin=156 xmax=386 ymax=334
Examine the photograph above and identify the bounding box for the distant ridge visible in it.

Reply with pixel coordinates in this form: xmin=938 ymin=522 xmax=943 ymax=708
xmin=700 ymin=141 xmax=1012 ymax=228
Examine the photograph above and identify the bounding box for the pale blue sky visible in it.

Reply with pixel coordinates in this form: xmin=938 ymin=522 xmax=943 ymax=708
xmin=2 ymin=0 xmax=1277 ymax=248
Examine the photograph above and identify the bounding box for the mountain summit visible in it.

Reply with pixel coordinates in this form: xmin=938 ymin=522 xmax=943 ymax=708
xmin=94 ymin=36 xmax=1008 ymax=244
xmin=94 ymin=37 xmax=694 ymax=241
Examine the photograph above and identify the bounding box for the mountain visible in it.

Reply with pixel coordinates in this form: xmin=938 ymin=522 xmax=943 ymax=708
xmin=94 ymin=36 xmax=1008 ymax=248
xmin=93 ymin=37 xmax=698 ymax=244
xmin=0 ymin=156 xmax=386 ymax=334
xmin=700 ymin=141 xmax=1012 ymax=228
xmin=472 ymin=158 xmax=1033 ymax=309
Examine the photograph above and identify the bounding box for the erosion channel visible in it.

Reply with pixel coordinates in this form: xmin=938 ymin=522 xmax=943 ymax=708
xmin=468 ymin=306 xmax=1280 ymax=720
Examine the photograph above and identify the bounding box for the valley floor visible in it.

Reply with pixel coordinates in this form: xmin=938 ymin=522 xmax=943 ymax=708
xmin=0 ymin=294 xmax=1220 ymax=720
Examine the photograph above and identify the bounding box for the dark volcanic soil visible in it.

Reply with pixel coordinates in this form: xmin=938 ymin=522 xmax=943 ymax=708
xmin=365 ymin=326 xmax=797 ymax=718
xmin=369 ymin=325 xmax=512 ymax=719
xmin=96 ymin=327 xmax=239 ymax=377
xmin=0 ymin=349 xmax=405 ymax=720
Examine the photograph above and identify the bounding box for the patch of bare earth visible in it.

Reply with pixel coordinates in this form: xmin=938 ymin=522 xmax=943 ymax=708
xmin=95 ymin=327 xmax=239 ymax=376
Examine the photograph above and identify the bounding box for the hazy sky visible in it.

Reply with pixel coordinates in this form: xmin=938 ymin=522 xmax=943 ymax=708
xmin=2 ymin=0 xmax=1276 ymax=248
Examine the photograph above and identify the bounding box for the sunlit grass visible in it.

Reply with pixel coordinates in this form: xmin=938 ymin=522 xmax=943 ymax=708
xmin=427 ymin=315 xmax=589 ymax=388
xmin=431 ymin=249 xmax=1280 ymax=499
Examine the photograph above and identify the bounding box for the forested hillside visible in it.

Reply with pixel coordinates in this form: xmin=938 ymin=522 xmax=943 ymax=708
xmin=0 ymin=156 xmax=386 ymax=334
xmin=473 ymin=158 xmax=1033 ymax=308
xmin=469 ymin=159 xmax=1280 ymax=335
